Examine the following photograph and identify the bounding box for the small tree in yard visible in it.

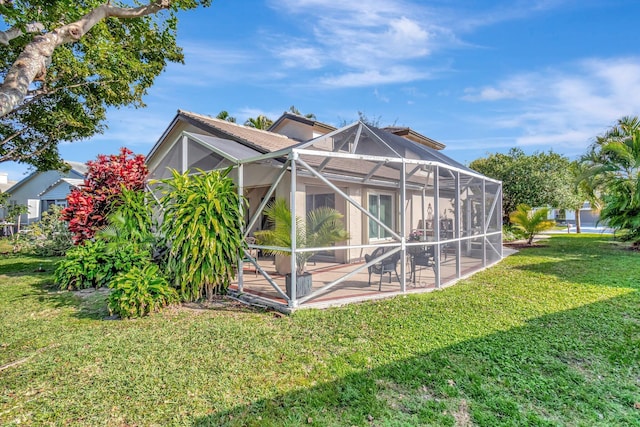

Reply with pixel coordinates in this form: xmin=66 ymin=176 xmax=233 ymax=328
xmin=62 ymin=147 xmax=147 ymax=244
xmin=509 ymin=204 xmax=556 ymax=245
xmin=159 ymin=168 xmax=244 ymax=302
xmin=470 ymin=148 xmax=575 ymax=223
xmin=7 ymin=204 xmax=28 ymax=232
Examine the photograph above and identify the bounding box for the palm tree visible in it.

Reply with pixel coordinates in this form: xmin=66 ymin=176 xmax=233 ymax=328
xmin=216 ymin=110 xmax=236 ymax=123
xmin=254 ymin=198 xmax=349 ymax=275
xmin=581 ymin=116 xmax=640 ymax=244
xmin=509 ymin=204 xmax=555 ymax=245
xmin=568 ymin=161 xmax=602 ymax=234
xmin=288 ymin=105 xmax=316 ymax=120
xmin=244 ymin=115 xmax=273 ymax=130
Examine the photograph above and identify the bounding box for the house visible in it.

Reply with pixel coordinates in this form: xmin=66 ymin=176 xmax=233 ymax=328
xmin=146 ymin=110 xmax=502 ymax=310
xmin=546 ymin=202 xmax=600 ymax=228
xmin=0 ymin=172 xmax=17 ymax=227
xmin=0 ymin=173 xmax=16 ymax=195
xmin=3 ymin=161 xmax=87 ymax=227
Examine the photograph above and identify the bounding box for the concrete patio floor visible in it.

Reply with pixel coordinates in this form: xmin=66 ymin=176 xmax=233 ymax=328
xmin=231 ymin=251 xmax=495 ymax=311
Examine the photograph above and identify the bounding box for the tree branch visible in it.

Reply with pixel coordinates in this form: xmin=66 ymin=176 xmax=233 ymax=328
xmin=10 ymin=79 xmax=117 ymax=115
xmin=0 ymin=22 xmax=45 ymax=45
xmin=0 ymin=0 xmax=173 ymax=118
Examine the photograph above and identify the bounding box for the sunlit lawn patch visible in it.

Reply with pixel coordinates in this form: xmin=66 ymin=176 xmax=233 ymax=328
xmin=0 ymin=235 xmax=638 ymax=426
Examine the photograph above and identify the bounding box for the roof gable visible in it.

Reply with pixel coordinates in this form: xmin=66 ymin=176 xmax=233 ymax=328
xmin=177 ymin=110 xmax=297 ymax=153
xmin=269 ymin=112 xmax=336 ymax=136
xmin=383 ymin=126 xmax=445 ymax=151
xmin=6 ymin=161 xmax=86 ymax=194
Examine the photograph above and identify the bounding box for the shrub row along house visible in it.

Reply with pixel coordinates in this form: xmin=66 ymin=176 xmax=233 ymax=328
xmin=146 ymin=111 xmax=502 ymax=311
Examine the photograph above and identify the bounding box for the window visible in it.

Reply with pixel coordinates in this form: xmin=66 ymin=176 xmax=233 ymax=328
xmin=307 ymin=193 xmax=337 ymax=256
xmin=41 ymin=199 xmax=67 ymax=213
xmin=306 ymin=193 xmax=335 ymax=213
xmin=368 ymin=193 xmax=393 ymax=239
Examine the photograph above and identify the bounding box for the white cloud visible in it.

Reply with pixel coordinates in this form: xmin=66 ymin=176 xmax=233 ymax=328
xmin=266 ymin=0 xmax=449 ymax=87
xmin=265 ymin=0 xmax=570 ymax=88
xmin=373 ymin=88 xmax=390 ymax=103
xmin=88 ymin=109 xmax=174 ymax=149
xmin=443 ymin=136 xmax=519 ymax=152
xmin=319 ymin=67 xmax=430 ymax=88
xmin=463 ymin=74 xmax=540 ymax=101
xmin=161 ymin=43 xmax=274 ymax=87
xmin=277 ymin=46 xmax=325 ymax=69
xmin=461 ymin=56 xmax=640 ymax=153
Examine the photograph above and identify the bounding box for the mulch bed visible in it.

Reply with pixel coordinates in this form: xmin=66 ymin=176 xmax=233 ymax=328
xmin=503 ymin=241 xmax=548 ymax=250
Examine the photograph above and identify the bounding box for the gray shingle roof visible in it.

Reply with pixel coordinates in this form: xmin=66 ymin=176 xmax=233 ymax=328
xmin=179 ymin=110 xmax=297 ymax=153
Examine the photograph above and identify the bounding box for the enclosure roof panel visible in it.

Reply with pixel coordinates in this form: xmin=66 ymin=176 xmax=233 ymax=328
xmin=185 ymin=132 xmax=263 ymax=162
xmin=290 ymin=122 xmax=478 ymax=174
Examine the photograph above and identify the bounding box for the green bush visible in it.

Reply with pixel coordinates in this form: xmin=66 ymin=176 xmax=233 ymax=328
xmin=502 ymin=224 xmax=527 ymax=242
xmin=509 ymin=204 xmax=555 ymax=245
xmin=54 ymin=240 xmax=150 ymax=290
xmin=108 ymin=264 xmax=179 ymax=318
xmin=20 ymin=206 xmax=73 ymax=256
xmin=158 ymin=168 xmax=245 ymax=301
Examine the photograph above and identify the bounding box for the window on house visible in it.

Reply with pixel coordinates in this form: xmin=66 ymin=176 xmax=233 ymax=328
xmin=41 ymin=199 xmax=67 ymax=213
xmin=306 ymin=193 xmax=335 ymax=213
xmin=368 ymin=193 xmax=393 ymax=239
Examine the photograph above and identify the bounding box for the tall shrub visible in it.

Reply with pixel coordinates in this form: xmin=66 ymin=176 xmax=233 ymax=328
xmin=99 ymin=187 xmax=156 ymax=251
xmin=62 ymin=147 xmax=148 ymax=244
xmin=159 ymin=169 xmax=244 ymax=301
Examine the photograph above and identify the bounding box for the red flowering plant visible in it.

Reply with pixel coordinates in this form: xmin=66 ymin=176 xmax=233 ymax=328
xmin=62 ymin=148 xmax=148 ymax=244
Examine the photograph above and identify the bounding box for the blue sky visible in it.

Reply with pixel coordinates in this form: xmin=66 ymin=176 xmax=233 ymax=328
xmin=3 ymin=0 xmax=640 ymax=181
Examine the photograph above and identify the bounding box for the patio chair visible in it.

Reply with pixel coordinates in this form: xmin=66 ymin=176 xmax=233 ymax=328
xmin=364 ymin=246 xmax=401 ymax=291
xmin=410 ymin=245 xmax=435 ymax=284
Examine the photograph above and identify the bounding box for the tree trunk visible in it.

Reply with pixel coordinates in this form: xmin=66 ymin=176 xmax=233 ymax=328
xmin=0 ymin=1 xmax=171 ymax=117
xmin=574 ymin=209 xmax=581 ymax=233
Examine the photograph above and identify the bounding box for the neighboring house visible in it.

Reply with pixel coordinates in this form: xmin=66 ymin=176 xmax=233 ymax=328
xmin=546 ymin=202 xmax=601 ymax=227
xmin=0 ymin=172 xmax=17 ymax=225
xmin=3 ymin=161 xmax=87 ymax=226
xmin=146 ymin=110 xmax=502 ymax=309
xmin=0 ymin=173 xmax=16 ymax=195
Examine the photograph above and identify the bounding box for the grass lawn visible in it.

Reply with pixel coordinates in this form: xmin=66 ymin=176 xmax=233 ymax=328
xmin=1 ymin=235 xmax=639 ymax=426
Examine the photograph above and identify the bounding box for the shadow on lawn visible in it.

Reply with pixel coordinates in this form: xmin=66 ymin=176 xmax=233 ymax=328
xmin=24 ymin=279 xmax=111 ymax=320
xmin=192 ymin=293 xmax=640 ymax=427
xmin=515 ymin=259 xmax=640 ymax=290
xmin=510 ymin=236 xmax=640 ymax=291
xmin=0 ymin=254 xmax=62 ymax=277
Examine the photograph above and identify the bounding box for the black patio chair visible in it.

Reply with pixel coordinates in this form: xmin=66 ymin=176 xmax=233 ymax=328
xmin=364 ymin=246 xmax=401 ymax=291
xmin=410 ymin=245 xmax=435 ymax=284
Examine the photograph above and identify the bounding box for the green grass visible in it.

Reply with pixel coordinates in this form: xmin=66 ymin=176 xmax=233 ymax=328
xmin=0 ymin=237 xmax=13 ymax=253
xmin=0 ymin=235 xmax=638 ymax=426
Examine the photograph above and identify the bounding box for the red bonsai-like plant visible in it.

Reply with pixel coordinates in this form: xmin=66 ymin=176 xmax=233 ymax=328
xmin=62 ymin=148 xmax=148 ymax=244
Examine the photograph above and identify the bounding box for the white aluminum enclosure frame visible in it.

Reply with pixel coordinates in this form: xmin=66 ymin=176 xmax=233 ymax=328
xmin=148 ymin=123 xmax=503 ymax=310
xmin=236 ymin=122 xmax=502 ymax=309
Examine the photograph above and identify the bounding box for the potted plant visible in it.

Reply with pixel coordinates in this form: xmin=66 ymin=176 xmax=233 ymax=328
xmin=254 ymin=197 xmax=349 ymax=298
